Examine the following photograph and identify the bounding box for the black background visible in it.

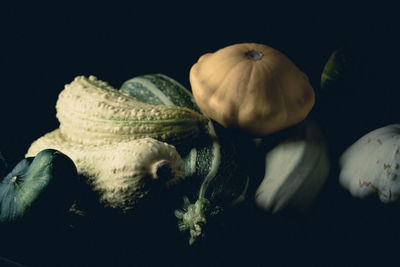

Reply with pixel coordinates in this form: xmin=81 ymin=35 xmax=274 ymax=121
xmin=1 ymin=1 xmax=400 ymax=266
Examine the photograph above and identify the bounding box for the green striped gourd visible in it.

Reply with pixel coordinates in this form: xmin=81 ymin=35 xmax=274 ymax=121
xmin=56 ymin=75 xmax=208 ymax=146
xmin=120 ymin=74 xmax=249 ymax=245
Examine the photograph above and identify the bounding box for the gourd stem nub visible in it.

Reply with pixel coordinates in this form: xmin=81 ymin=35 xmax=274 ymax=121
xmin=153 ymin=160 xmax=173 ymax=181
xmin=245 ymin=50 xmax=263 ymax=61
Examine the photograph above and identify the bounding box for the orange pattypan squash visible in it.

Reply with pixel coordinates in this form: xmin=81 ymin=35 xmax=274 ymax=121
xmin=189 ymin=43 xmax=315 ymax=136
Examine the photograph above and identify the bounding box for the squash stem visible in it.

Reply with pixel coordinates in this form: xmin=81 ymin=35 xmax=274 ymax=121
xmin=175 ymin=197 xmax=211 ymax=245
xmin=245 ymin=50 xmax=263 ymax=61
xmin=10 ymin=176 xmax=18 ymax=183
xmin=175 ymin=121 xmax=220 ymax=244
xmin=198 ymin=122 xmax=221 ymax=199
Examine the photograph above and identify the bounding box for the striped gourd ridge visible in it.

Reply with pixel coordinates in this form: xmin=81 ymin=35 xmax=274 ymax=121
xmin=56 ymin=75 xmax=208 ymax=146
xmin=120 ymin=74 xmax=249 ymax=244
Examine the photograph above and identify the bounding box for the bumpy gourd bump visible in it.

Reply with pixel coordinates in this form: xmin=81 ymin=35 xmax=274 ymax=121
xmin=56 ymin=75 xmax=208 ymax=146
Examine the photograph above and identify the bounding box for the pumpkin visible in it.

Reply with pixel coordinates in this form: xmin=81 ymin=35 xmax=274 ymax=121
xmin=189 ymin=42 xmax=315 ymax=136
xmin=0 ymin=149 xmax=78 ymax=223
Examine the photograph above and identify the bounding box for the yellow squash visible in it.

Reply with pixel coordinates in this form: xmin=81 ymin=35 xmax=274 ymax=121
xmin=189 ymin=43 xmax=315 ymax=136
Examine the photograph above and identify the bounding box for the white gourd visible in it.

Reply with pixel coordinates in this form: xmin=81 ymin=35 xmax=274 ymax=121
xmin=254 ymin=119 xmax=330 ymax=213
xmin=56 ymin=75 xmax=208 ymax=146
xmin=26 ymin=130 xmax=184 ymax=213
xmin=339 ymin=124 xmax=400 ymax=203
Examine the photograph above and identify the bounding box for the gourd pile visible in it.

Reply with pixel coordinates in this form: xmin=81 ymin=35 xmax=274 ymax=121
xmin=0 ymin=42 xmax=394 ymax=245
